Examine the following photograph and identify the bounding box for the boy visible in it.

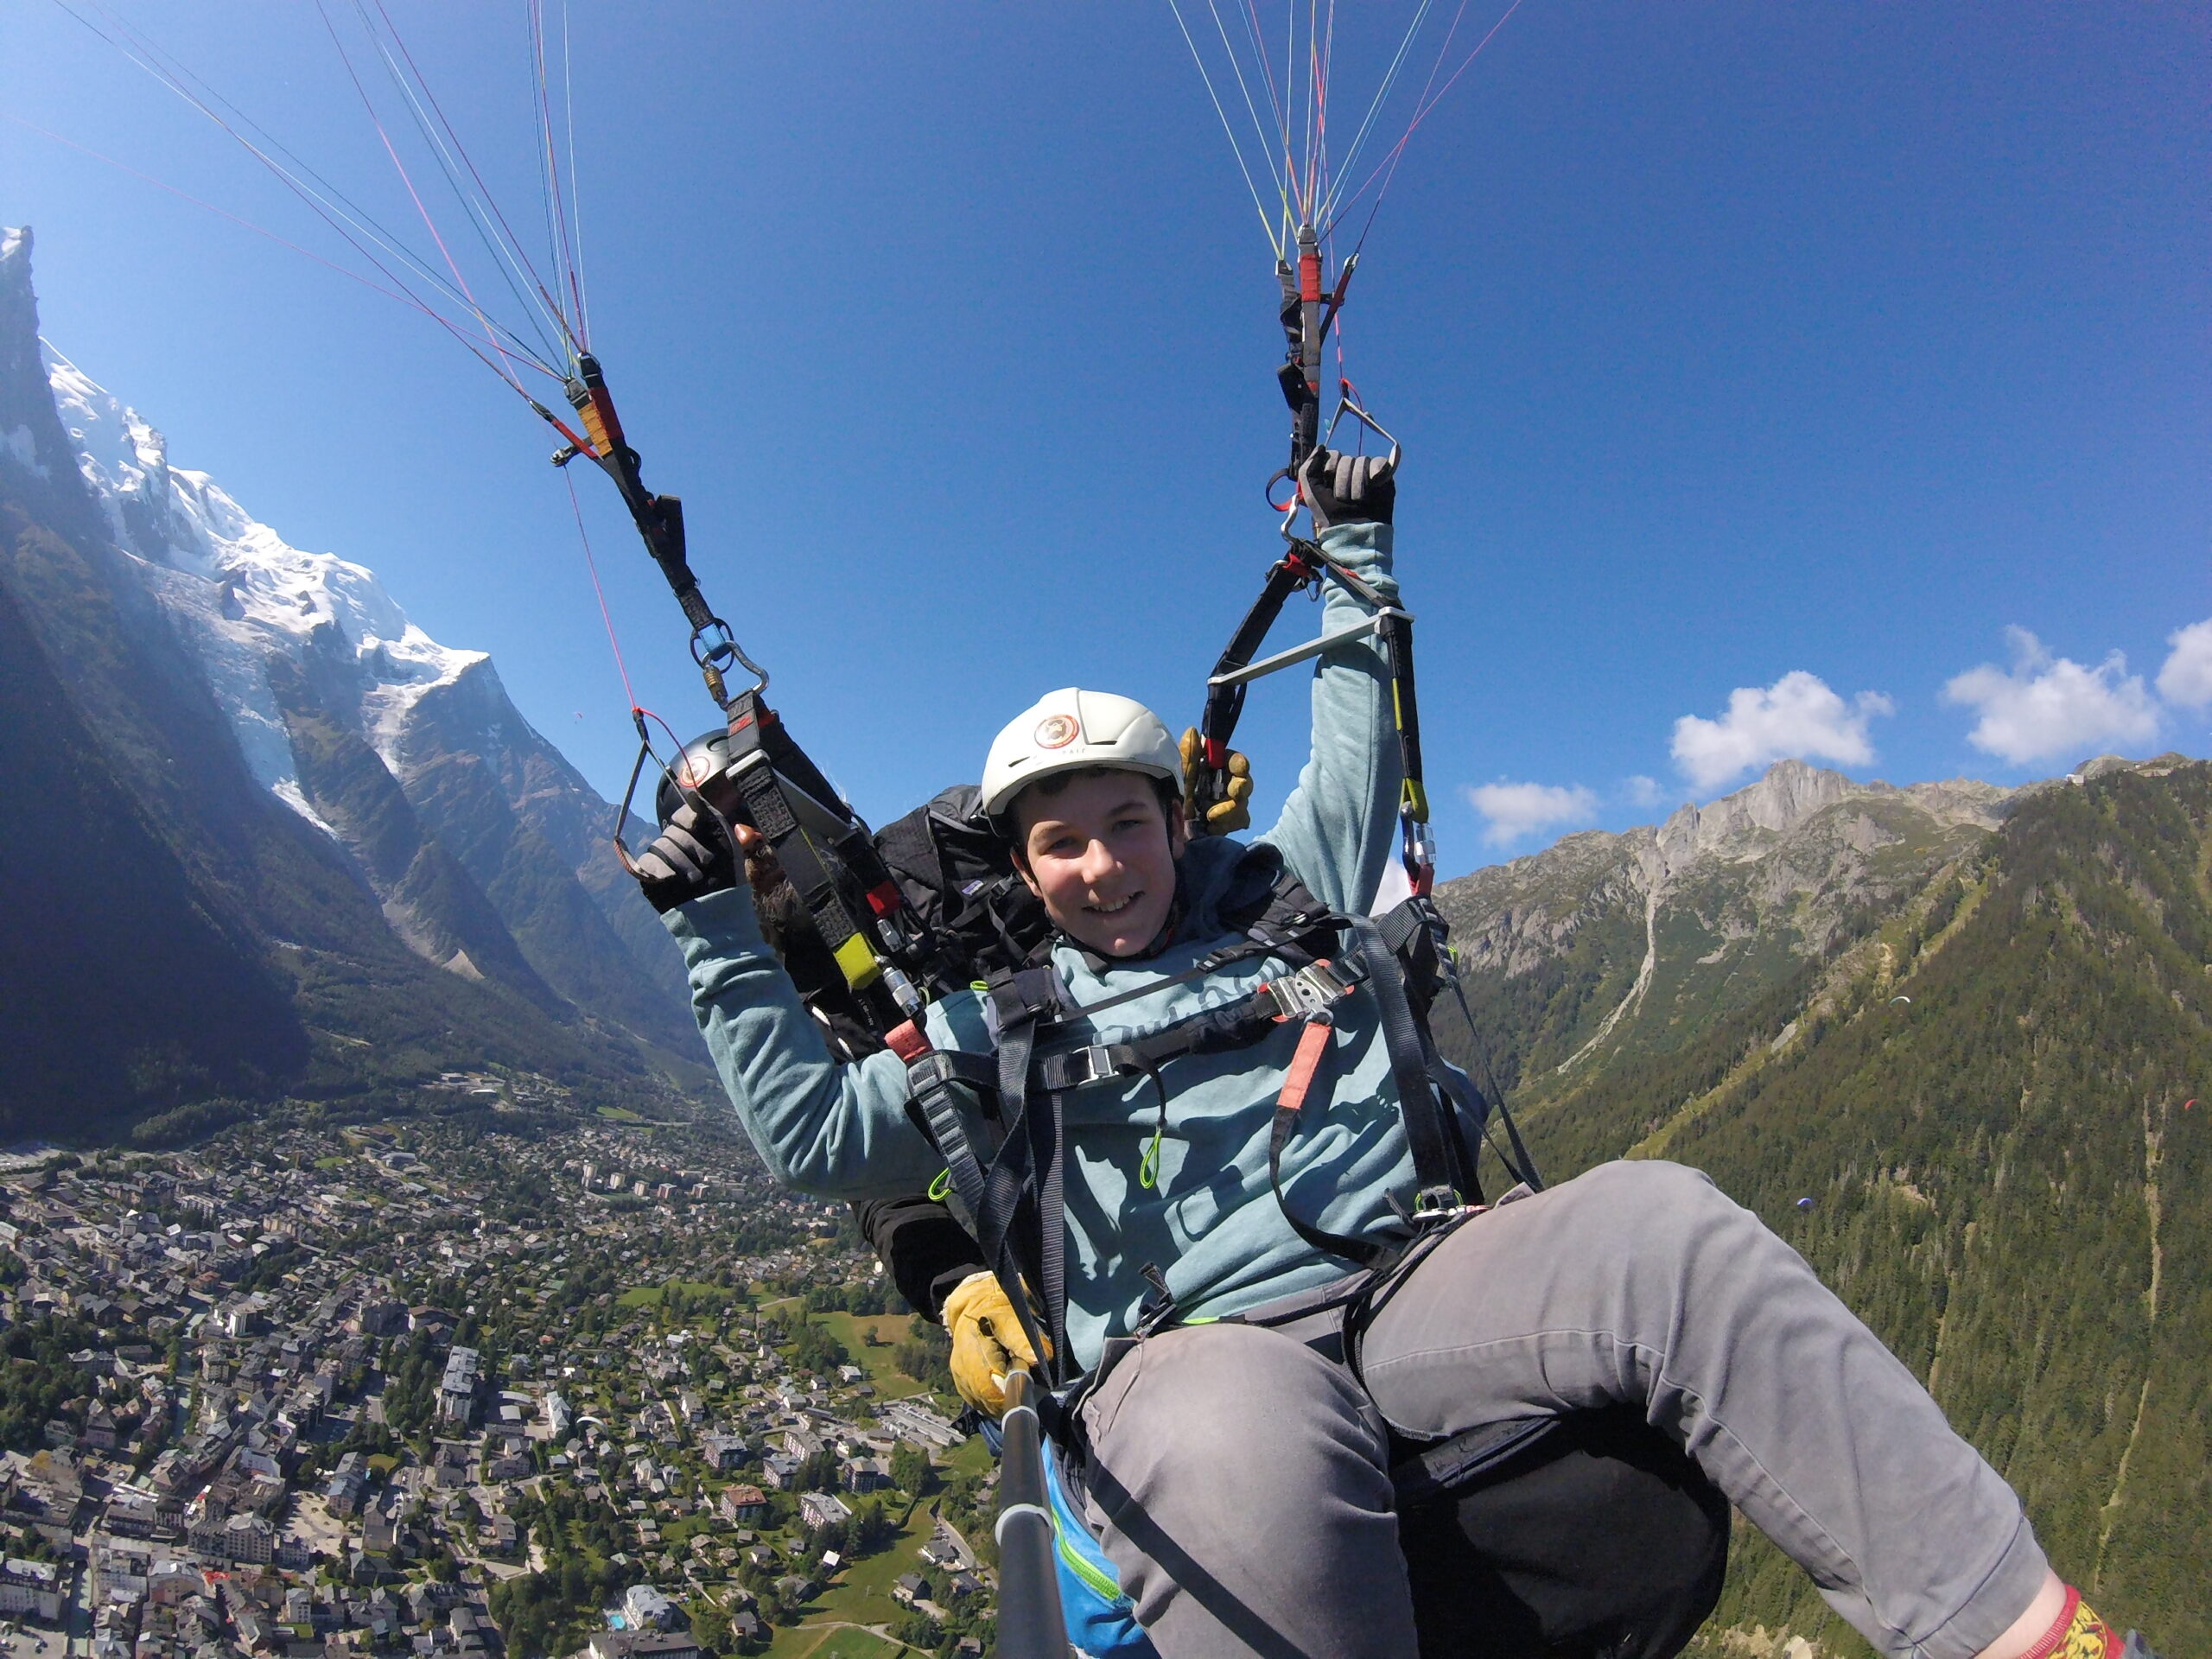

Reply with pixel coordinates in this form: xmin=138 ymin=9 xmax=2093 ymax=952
xmin=635 ymin=450 xmax=2145 ymax=1659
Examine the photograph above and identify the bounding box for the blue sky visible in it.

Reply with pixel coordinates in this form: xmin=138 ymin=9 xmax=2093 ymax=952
xmin=5 ymin=3 xmax=2206 ymax=870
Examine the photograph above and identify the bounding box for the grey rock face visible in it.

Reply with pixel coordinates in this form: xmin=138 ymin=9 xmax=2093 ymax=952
xmin=1434 ymin=759 xmax=2011 ymax=1077
xmin=0 ymin=225 xmax=700 ymax=1078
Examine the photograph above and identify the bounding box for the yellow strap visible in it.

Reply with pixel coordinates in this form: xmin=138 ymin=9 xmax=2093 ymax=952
xmin=831 ymin=931 xmax=881 ymax=989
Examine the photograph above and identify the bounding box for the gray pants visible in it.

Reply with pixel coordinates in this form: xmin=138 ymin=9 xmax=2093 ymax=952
xmin=1077 ymin=1160 xmax=2050 ymax=1659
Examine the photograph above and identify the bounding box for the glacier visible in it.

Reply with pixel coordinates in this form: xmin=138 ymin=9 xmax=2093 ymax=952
xmin=40 ymin=339 xmax=487 ymax=831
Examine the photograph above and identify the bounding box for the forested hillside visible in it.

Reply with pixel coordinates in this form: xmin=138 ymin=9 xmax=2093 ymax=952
xmin=1440 ymin=757 xmax=2209 ymax=1653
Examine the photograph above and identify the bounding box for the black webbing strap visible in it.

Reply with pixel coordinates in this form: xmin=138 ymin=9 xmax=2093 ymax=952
xmin=1033 ymin=991 xmax=1289 ymax=1094
xmin=906 ymin=1050 xmax=996 ymax=1217
xmin=1375 ymin=607 xmax=1428 ymax=823
xmin=1424 ymin=1054 xmax=1487 ymax=1210
xmin=1381 ymin=894 xmax=1548 ymax=1197
xmin=721 ymin=688 xmax=906 ymax=1026
xmin=1062 ymin=921 xmax=1323 ymax=1027
xmin=976 ymin=971 xmax=1070 ymax=1388
xmin=1196 ymin=546 xmax=1433 ymax=840
xmin=1373 ymin=898 xmax=1420 ymax=955
xmin=1198 ymin=551 xmax=1319 ymax=781
xmin=1268 ymin=1018 xmax=1389 ymax=1269
xmin=1346 ymin=914 xmax=1466 ymax=1207
xmin=567 ymin=354 xmax=715 ymax=634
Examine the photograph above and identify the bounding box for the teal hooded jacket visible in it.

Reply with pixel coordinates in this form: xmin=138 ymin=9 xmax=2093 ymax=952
xmin=662 ymin=521 xmax=1419 ymax=1374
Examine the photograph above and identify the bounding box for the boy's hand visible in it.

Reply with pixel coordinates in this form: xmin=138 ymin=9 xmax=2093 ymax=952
xmin=1179 ymin=728 xmax=1255 ymax=835
xmin=632 ymin=801 xmax=740 ymax=913
xmin=1300 ymin=444 xmax=1395 ymax=530
xmin=942 ymin=1271 xmax=1043 ymax=1419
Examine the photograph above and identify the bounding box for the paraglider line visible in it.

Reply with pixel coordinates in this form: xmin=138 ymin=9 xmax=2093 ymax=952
xmin=1313 ymin=0 xmax=1436 ymax=230
xmin=54 ymin=0 xmax=561 ymax=382
xmin=357 ymin=0 xmax=575 ymax=364
xmin=1165 ymin=0 xmax=1286 ymax=259
xmin=316 ymin=0 xmax=522 ymax=394
xmin=556 ymin=0 xmax=591 ymax=346
xmin=2 ymin=112 xmax=552 ymax=397
xmin=1332 ymin=0 xmax=1523 ymax=244
xmin=566 ymin=468 xmax=637 ymax=714
xmin=527 ymin=0 xmax=589 ymax=354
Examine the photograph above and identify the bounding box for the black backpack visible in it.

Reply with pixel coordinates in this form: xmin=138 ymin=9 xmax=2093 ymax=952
xmin=753 ymin=785 xmax=1050 ymax=1061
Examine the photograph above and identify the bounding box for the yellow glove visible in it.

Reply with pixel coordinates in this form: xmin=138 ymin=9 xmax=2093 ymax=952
xmin=1179 ymin=727 xmax=1255 ymax=836
xmin=942 ymin=1271 xmax=1041 ymax=1419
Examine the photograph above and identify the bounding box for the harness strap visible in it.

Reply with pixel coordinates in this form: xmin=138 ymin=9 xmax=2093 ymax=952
xmin=906 ymin=1050 xmax=996 ymax=1217
xmin=722 ymin=689 xmax=911 ymax=1023
xmin=1061 ymin=925 xmax=1326 ymax=1025
xmin=1278 ymin=1018 xmax=1334 ymax=1116
xmin=1347 ymin=913 xmax=1466 ymax=1208
xmin=977 ymin=971 xmax=1071 ymax=1387
xmin=1198 ymin=551 xmax=1319 ymax=789
xmin=1032 ymin=953 xmax=1363 ymax=1095
xmin=1263 ymin=1014 xmax=1389 ymax=1269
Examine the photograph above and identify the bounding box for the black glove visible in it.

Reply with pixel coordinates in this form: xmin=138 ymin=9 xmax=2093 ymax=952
xmin=632 ymin=800 xmax=739 ymax=914
xmin=1300 ymin=443 xmax=1395 ymax=531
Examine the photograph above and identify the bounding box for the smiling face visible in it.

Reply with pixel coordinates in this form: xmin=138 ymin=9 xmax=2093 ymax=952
xmin=1011 ymin=767 xmax=1188 ymax=958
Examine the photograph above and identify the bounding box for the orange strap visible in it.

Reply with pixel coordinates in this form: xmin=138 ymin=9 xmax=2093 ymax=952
xmin=1275 ymin=1017 xmax=1335 ymax=1116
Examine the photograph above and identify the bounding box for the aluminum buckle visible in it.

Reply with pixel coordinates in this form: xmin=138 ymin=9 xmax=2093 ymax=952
xmin=1266 ymin=959 xmax=1360 ymax=1021
xmin=1061 ymin=1046 xmax=1122 ymax=1088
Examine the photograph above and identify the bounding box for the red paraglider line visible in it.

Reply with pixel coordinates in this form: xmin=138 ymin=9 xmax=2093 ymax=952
xmin=566 ymin=468 xmax=637 ymax=713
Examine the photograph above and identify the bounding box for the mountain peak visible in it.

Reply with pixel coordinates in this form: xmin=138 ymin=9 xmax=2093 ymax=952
xmin=1656 ymin=758 xmax=1858 ymax=869
xmin=0 ymin=230 xmax=702 ymax=1084
xmin=1438 ymin=755 xmax=2013 ymax=1006
xmin=31 ymin=334 xmax=486 ymax=810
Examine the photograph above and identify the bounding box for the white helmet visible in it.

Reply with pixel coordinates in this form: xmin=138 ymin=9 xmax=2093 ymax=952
xmin=981 ymin=688 xmax=1183 ymax=821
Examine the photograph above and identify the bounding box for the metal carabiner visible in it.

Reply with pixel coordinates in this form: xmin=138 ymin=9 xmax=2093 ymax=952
xmin=688 ymin=617 xmax=770 ymax=707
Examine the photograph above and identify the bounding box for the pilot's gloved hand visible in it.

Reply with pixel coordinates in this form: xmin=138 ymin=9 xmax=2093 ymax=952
xmin=632 ymin=800 xmax=739 ymax=914
xmin=1179 ymin=728 xmax=1255 ymax=836
xmin=1300 ymin=442 xmax=1395 ymax=531
xmin=943 ymin=1271 xmax=1043 ymax=1420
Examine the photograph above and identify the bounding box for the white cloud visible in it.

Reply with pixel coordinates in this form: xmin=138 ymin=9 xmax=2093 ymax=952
xmin=1943 ymin=627 xmax=2159 ymax=766
xmin=2157 ymin=617 xmax=2212 ymax=709
xmin=1465 ymin=780 xmax=1599 ymax=848
xmin=1669 ymin=671 xmax=1893 ymax=791
xmin=1623 ymin=775 xmax=1664 ymax=808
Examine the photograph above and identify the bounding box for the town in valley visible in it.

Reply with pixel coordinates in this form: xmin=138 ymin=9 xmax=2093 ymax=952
xmin=0 ymin=1090 xmax=1003 ymax=1659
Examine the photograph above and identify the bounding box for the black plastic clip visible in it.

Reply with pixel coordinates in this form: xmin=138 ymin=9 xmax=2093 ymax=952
xmin=1135 ymin=1263 xmax=1179 ymax=1337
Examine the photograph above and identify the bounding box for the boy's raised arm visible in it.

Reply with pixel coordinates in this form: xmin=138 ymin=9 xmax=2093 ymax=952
xmin=1252 ymin=451 xmax=1406 ymax=916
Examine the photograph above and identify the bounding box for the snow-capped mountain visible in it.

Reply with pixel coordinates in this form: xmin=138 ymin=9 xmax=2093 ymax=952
xmin=0 ymin=225 xmax=702 ymax=1128
xmin=43 ymin=334 xmax=484 ymax=836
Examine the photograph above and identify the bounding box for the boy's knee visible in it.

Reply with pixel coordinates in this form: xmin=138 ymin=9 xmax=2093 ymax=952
xmin=1561 ymin=1160 xmax=1757 ymax=1261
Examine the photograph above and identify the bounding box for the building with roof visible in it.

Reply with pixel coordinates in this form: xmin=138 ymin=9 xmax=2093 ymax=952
xmin=437 ymin=1347 xmax=480 ymax=1427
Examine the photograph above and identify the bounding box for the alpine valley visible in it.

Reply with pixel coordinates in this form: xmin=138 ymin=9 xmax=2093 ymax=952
xmin=3 ymin=229 xmax=2205 ymax=1652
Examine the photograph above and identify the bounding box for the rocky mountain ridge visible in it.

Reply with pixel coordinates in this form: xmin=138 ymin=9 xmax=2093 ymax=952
xmin=0 ymin=225 xmax=702 ymax=1128
xmin=1434 ymin=758 xmax=2020 ymax=1085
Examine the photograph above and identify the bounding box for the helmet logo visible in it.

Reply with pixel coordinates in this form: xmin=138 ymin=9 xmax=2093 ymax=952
xmin=1035 ymin=714 xmax=1080 ymax=750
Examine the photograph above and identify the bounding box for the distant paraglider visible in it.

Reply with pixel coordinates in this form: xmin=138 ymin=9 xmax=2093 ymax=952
xmin=1796 ymin=1198 xmax=1815 ymax=1211
xmin=1889 ymin=995 xmax=1911 ymax=1006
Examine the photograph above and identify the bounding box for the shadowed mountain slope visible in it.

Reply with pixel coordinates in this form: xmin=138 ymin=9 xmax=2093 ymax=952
xmin=0 ymin=226 xmax=709 ymax=1132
